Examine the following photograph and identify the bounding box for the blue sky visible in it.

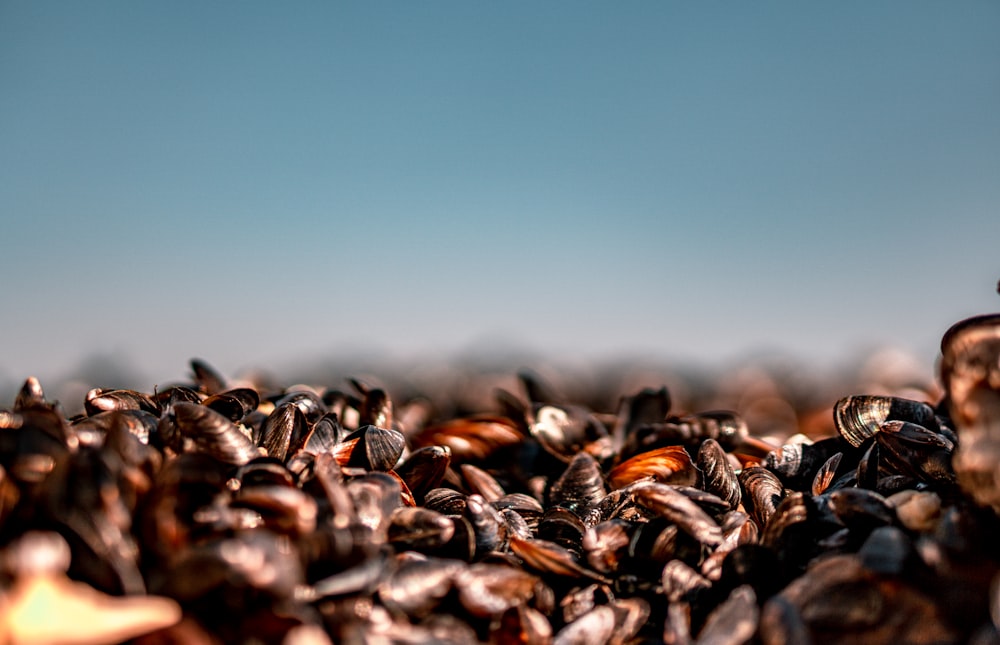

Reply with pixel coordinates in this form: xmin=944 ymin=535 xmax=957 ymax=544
xmin=1 ymin=2 xmax=999 ymax=389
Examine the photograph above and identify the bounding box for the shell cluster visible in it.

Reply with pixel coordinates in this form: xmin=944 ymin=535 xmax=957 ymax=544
xmin=1 ymin=314 xmax=1000 ymax=644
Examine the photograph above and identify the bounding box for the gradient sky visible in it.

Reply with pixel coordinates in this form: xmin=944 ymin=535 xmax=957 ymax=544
xmin=1 ymin=2 xmax=999 ymax=390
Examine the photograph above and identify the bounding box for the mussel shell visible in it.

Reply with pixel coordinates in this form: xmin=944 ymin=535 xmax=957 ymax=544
xmin=876 ymin=420 xmax=955 ymax=486
xmin=412 ymin=416 xmax=522 ymax=462
xmin=613 ymin=386 xmax=671 ymax=455
xmin=173 ymin=402 xmax=258 ymax=466
xmin=662 ymin=559 xmax=711 ymax=604
xmin=833 ymin=395 xmax=938 ymax=448
xmin=552 ymin=605 xmax=616 ymax=645
xmin=942 ymin=315 xmax=1000 ymax=506
xmin=582 ymin=519 xmax=632 ymax=574
xmin=336 ymin=425 xmax=406 ymax=472
xmin=811 ymin=452 xmax=843 ymax=496
xmin=501 ymin=508 xmax=534 ymax=542
xmin=274 ymin=389 xmax=327 ymax=425
xmin=72 ymin=409 xmax=159 ymax=447
xmin=857 ymin=526 xmax=917 ymax=576
xmin=388 ymin=507 xmax=455 ymax=551
xmin=696 ymin=585 xmax=758 ymax=645
xmin=189 ymin=358 xmax=227 ymax=395
xmin=493 ymin=493 xmax=545 ymax=530
xmin=378 ymin=556 xmax=463 ymax=618
xmin=85 ymin=388 xmax=159 ymax=417
xmin=629 ymin=482 xmax=723 ymax=547
xmin=607 ymin=446 xmax=696 ymax=490
xmin=346 ymin=472 xmax=403 ymax=535
xmin=609 ymin=597 xmax=650 ymax=645
xmin=40 ymin=447 xmax=146 ymax=595
xmin=460 ymin=463 xmax=506 ymax=501
xmin=395 ymin=445 xmax=452 ymax=503
xmin=510 ymin=535 xmax=606 ymax=582
xmin=559 ymin=582 xmax=613 ymax=625
xmin=548 ymin=452 xmax=607 ymax=515
xmin=155 ymin=385 xmax=203 ymax=409
xmin=537 ymin=506 xmax=587 ymax=556
xmin=764 ymin=437 xmax=848 ymax=492
xmin=887 ymin=490 xmax=941 ymax=533
xmin=494 ymin=605 xmax=553 ymax=645
xmin=231 ymin=484 xmax=318 ymax=536
xmin=236 ymin=457 xmax=296 ymax=488
xmin=303 ymin=413 xmax=344 ymax=457
xmin=465 ymin=493 xmax=506 ymax=558
xmin=824 ymin=488 xmax=894 ymax=536
xmin=531 ymin=404 xmax=609 ymax=462
xmin=202 ymin=388 xmax=260 ymax=423
xmin=739 ymin=466 xmax=784 ymax=529
xmin=351 ymin=381 xmax=394 ymax=430
xmin=759 ymin=594 xmax=812 ymax=645
xmin=256 ymin=403 xmax=301 ymax=462
xmin=296 ymin=523 xmax=379 ymax=583
xmin=761 ymin=492 xmax=816 ymax=559
xmin=14 ymin=376 xmax=46 ymax=411
xmin=698 ymin=438 xmax=741 ymax=509
xmin=455 ymin=562 xmax=541 ymax=618
xmin=627 ymin=519 xmax=681 ymax=569
xmin=621 ymin=410 xmax=748 ymax=459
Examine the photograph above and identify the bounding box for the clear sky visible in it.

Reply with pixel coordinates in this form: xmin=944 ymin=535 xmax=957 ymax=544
xmin=1 ymin=2 xmax=999 ymax=390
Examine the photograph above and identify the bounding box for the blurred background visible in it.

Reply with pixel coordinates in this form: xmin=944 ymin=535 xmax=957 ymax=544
xmin=1 ymin=2 xmax=998 ymax=414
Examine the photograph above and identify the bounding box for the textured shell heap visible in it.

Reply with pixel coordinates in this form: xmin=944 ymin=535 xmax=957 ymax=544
xmin=6 ymin=303 xmax=1000 ymax=645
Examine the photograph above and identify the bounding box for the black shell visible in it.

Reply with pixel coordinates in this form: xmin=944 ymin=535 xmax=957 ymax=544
xmin=173 ymin=402 xmax=258 ymax=466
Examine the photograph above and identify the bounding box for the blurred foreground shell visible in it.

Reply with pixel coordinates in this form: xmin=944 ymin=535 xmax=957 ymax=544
xmin=941 ymin=314 xmax=1000 ymax=510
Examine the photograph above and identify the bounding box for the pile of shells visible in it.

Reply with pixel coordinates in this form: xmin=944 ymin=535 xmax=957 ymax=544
xmin=2 ymin=312 xmax=1000 ymax=644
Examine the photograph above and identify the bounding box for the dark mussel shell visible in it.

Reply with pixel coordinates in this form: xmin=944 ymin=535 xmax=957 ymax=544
xmin=509 ymin=536 xmax=606 ymax=582
xmin=698 ymin=438 xmax=741 ymax=510
xmin=582 ymin=519 xmax=631 ymax=574
xmin=14 ymin=376 xmax=46 ymax=411
xmin=764 ymin=437 xmax=847 ymax=492
xmin=548 ymin=452 xmax=607 ymax=516
xmin=350 ymin=378 xmax=395 ymax=430
xmin=696 ymin=585 xmax=758 ymax=645
xmin=876 ymin=420 xmax=955 ymax=487
xmin=189 ymin=358 xmax=228 ymax=395
xmin=833 ymin=395 xmax=938 ymax=448
xmin=377 ymin=556 xmax=463 ymax=619
xmin=460 ymin=463 xmax=507 ymax=502
xmin=335 ymin=425 xmax=405 ymax=472
xmin=257 ymin=402 xmax=307 ymax=463
xmin=302 ymin=413 xmax=344 ymax=457
xmin=624 ymin=410 xmax=749 ymax=458
xmin=629 ymin=481 xmax=723 ymax=547
xmin=85 ymin=388 xmax=159 ymax=417
xmin=172 ymin=402 xmax=259 ymax=466
xmin=274 ymin=388 xmax=328 ymax=425
xmin=387 ymin=507 xmax=456 ymax=552
xmin=465 ymin=493 xmax=507 ymax=558
xmin=395 ymin=445 xmax=452 ymax=502
xmin=740 ymin=466 xmax=785 ymax=529
xmin=202 ymin=388 xmax=260 ymax=424
xmin=455 ymin=562 xmax=543 ymax=619
xmin=531 ymin=404 xmax=610 ymax=462
xmin=612 ymin=386 xmax=671 ymax=454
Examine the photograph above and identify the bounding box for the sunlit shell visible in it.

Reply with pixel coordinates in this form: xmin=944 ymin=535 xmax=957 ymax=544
xmin=607 ymin=446 xmax=696 ymax=490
